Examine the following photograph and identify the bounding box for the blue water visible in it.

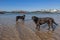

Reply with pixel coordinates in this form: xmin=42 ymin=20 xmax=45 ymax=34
xmin=0 ymin=13 xmax=60 ymax=20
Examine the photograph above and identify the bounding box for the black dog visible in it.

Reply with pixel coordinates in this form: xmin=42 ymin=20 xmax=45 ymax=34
xmin=16 ymin=15 xmax=25 ymax=21
xmin=32 ymin=16 xmax=58 ymax=31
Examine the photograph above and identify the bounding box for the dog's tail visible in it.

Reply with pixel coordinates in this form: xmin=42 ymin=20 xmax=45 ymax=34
xmin=53 ymin=21 xmax=58 ymax=25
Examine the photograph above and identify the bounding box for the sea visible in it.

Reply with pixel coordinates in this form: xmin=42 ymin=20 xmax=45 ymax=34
xmin=0 ymin=13 xmax=60 ymax=25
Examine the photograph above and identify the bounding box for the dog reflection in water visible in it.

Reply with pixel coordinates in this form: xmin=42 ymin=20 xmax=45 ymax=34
xmin=32 ymin=16 xmax=58 ymax=31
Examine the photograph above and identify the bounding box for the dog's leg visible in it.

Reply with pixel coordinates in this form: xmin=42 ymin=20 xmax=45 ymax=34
xmin=51 ymin=23 xmax=54 ymax=31
xmin=36 ymin=23 xmax=40 ymax=31
xmin=38 ymin=25 xmax=40 ymax=31
xmin=36 ymin=24 xmax=40 ymax=31
xmin=16 ymin=17 xmax=18 ymax=22
xmin=16 ymin=18 xmax=18 ymax=22
xmin=50 ymin=21 xmax=54 ymax=31
xmin=16 ymin=18 xmax=19 ymax=24
xmin=36 ymin=24 xmax=38 ymax=29
xmin=36 ymin=21 xmax=40 ymax=31
xmin=48 ymin=24 xmax=51 ymax=31
xmin=52 ymin=26 xmax=54 ymax=31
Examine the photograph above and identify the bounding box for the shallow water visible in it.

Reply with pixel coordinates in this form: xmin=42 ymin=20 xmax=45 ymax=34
xmin=0 ymin=13 xmax=60 ymax=40
xmin=0 ymin=13 xmax=60 ymax=20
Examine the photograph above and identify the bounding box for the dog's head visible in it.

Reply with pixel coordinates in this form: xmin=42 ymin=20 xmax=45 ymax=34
xmin=32 ymin=16 xmax=39 ymax=24
xmin=32 ymin=16 xmax=38 ymax=20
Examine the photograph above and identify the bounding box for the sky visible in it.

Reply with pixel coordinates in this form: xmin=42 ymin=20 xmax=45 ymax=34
xmin=0 ymin=0 xmax=60 ymax=11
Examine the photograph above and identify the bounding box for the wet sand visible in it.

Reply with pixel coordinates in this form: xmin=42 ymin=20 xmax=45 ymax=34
xmin=0 ymin=16 xmax=60 ymax=40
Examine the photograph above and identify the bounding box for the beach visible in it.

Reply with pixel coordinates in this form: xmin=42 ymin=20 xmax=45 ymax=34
xmin=0 ymin=13 xmax=60 ymax=40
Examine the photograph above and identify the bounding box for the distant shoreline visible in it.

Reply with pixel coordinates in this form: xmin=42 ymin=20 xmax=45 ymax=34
xmin=0 ymin=11 xmax=60 ymax=14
